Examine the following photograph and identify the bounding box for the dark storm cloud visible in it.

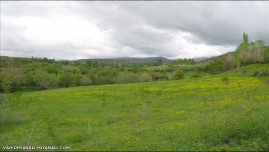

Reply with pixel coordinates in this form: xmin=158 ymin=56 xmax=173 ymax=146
xmin=113 ymin=1 xmax=269 ymax=45
xmin=1 ymin=1 xmax=268 ymax=59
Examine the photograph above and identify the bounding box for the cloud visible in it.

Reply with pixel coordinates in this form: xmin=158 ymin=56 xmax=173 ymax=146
xmin=1 ymin=1 xmax=268 ymax=59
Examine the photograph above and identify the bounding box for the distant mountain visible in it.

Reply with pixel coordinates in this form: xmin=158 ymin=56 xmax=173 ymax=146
xmin=113 ymin=57 xmax=173 ymax=64
xmin=198 ymin=52 xmax=235 ymax=65
xmin=75 ymin=56 xmax=215 ymax=65
xmin=76 ymin=58 xmax=133 ymax=65
xmin=2 ymin=55 xmax=216 ymax=65
xmin=193 ymin=56 xmax=216 ymax=62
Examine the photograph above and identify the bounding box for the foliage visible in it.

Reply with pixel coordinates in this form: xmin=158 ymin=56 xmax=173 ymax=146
xmin=174 ymin=58 xmax=195 ymax=65
xmin=79 ymin=76 xmax=92 ymax=86
xmin=204 ymin=60 xmax=225 ymax=74
xmin=191 ymin=74 xmax=201 ymax=78
xmin=172 ymin=70 xmax=185 ymax=80
xmin=59 ymin=72 xmax=74 ymax=87
xmin=115 ymin=71 xmax=141 ymax=84
xmin=222 ymin=75 xmax=230 ymax=85
xmin=254 ymin=70 xmax=269 ymax=78
xmin=73 ymin=74 xmax=83 ymax=86
xmin=33 ymin=70 xmax=58 ymax=90
xmin=140 ymin=72 xmax=153 ymax=82
xmin=0 ymin=68 xmax=23 ymax=93
xmin=97 ymin=69 xmax=117 ymax=84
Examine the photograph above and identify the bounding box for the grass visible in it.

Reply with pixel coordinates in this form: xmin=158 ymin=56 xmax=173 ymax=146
xmin=1 ymin=64 xmax=269 ymax=151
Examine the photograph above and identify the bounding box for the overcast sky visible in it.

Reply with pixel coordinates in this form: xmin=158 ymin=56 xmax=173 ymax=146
xmin=1 ymin=1 xmax=269 ymax=60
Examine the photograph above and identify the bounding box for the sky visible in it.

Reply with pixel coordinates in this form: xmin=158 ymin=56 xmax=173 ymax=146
xmin=1 ymin=1 xmax=269 ymax=60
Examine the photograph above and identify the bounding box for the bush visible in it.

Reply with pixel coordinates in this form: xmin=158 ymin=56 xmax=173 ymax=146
xmin=97 ymin=69 xmax=116 ymax=84
xmin=79 ymin=76 xmax=92 ymax=86
xmin=59 ymin=72 xmax=74 ymax=87
xmin=62 ymin=65 xmax=72 ymax=72
xmin=115 ymin=71 xmax=141 ymax=84
xmin=0 ymin=68 xmax=23 ymax=93
xmin=23 ymin=71 xmax=36 ymax=86
xmin=71 ymin=67 xmax=81 ymax=75
xmin=147 ymin=70 xmax=159 ymax=81
xmin=140 ymin=73 xmax=153 ymax=82
xmin=222 ymin=75 xmax=230 ymax=85
xmin=204 ymin=60 xmax=226 ymax=74
xmin=73 ymin=74 xmax=83 ymax=86
xmin=191 ymin=74 xmax=201 ymax=78
xmin=258 ymin=70 xmax=269 ymax=78
xmin=254 ymin=70 xmax=269 ymax=78
xmin=33 ymin=70 xmax=58 ymax=89
xmin=172 ymin=70 xmax=184 ymax=80
xmin=253 ymin=71 xmax=259 ymax=76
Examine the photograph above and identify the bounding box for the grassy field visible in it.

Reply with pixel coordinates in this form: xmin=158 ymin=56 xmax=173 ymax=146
xmin=1 ymin=64 xmax=269 ymax=151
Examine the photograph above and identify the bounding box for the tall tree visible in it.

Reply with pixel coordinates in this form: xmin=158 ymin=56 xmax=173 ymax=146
xmin=243 ymin=32 xmax=249 ymax=44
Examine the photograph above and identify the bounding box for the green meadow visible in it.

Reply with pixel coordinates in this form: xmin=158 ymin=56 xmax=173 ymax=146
xmin=1 ymin=64 xmax=269 ymax=151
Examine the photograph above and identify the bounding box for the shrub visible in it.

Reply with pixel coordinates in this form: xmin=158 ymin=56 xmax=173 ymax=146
xmin=138 ymin=87 xmax=151 ymax=121
xmin=191 ymin=74 xmax=201 ymax=78
xmin=115 ymin=71 xmax=141 ymax=84
xmin=224 ymin=54 xmax=237 ymax=70
xmin=89 ymin=74 xmax=98 ymax=85
xmin=59 ymin=72 xmax=74 ymax=87
xmin=172 ymin=70 xmax=184 ymax=80
xmin=254 ymin=70 xmax=269 ymax=78
xmin=140 ymin=73 xmax=153 ymax=82
xmin=73 ymin=74 xmax=83 ymax=86
xmin=258 ymin=70 xmax=269 ymax=78
xmin=253 ymin=71 xmax=259 ymax=76
xmin=33 ymin=70 xmax=58 ymax=90
xmin=79 ymin=65 xmax=89 ymax=75
xmin=71 ymin=67 xmax=81 ymax=75
xmin=97 ymin=69 xmax=116 ymax=84
xmin=79 ymin=76 xmax=92 ymax=86
xmin=204 ymin=60 xmax=226 ymax=74
xmin=0 ymin=68 xmax=23 ymax=92
xmin=222 ymin=75 xmax=230 ymax=85
xmin=147 ymin=70 xmax=159 ymax=81
xmin=62 ymin=65 xmax=72 ymax=72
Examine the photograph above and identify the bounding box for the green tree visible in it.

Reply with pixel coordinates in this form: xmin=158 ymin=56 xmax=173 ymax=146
xmin=73 ymin=74 xmax=83 ymax=86
xmin=157 ymin=59 xmax=163 ymax=66
xmin=235 ymin=52 xmax=241 ymax=71
xmin=115 ymin=71 xmax=141 ymax=84
xmin=79 ymin=76 xmax=92 ymax=86
xmin=71 ymin=67 xmax=81 ymax=75
xmin=79 ymin=65 xmax=89 ymax=74
xmin=140 ymin=72 xmax=153 ymax=82
xmin=47 ymin=64 xmax=60 ymax=76
xmin=74 ymin=61 xmax=81 ymax=66
xmin=59 ymin=72 xmax=74 ymax=87
xmin=86 ymin=60 xmax=92 ymax=68
xmin=243 ymin=32 xmax=249 ymax=44
xmin=97 ymin=69 xmax=116 ymax=84
xmin=33 ymin=70 xmax=58 ymax=90
xmin=172 ymin=70 xmax=184 ymax=80
xmin=204 ymin=60 xmax=225 ymax=74
xmin=0 ymin=68 xmax=23 ymax=92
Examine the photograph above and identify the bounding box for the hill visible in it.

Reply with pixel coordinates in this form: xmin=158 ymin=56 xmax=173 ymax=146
xmin=198 ymin=45 xmax=269 ymax=65
xmin=194 ymin=56 xmax=215 ymax=62
xmin=1 ymin=63 xmax=269 ymax=151
xmin=114 ymin=57 xmax=173 ymax=64
xmin=76 ymin=58 xmax=133 ymax=65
